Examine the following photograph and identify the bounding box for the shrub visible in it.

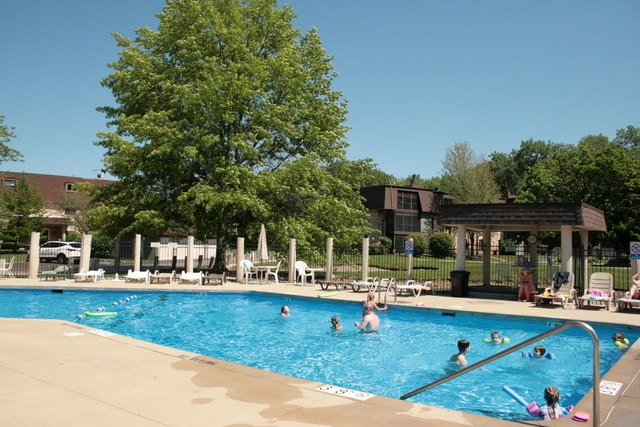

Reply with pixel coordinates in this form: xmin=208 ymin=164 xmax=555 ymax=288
xmin=370 ymin=236 xmax=392 ymax=255
xmin=410 ymin=234 xmax=427 ymax=257
xmin=429 ymin=232 xmax=454 ymax=258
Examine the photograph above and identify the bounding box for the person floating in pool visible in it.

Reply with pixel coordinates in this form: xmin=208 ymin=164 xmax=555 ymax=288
xmin=522 ymin=345 xmax=555 ymax=359
xmin=280 ymin=305 xmax=290 ymax=316
xmin=449 ymin=339 xmax=471 ymax=368
xmin=528 ymin=386 xmax=573 ymax=420
xmin=484 ymin=331 xmax=510 ymax=344
xmin=612 ymin=332 xmax=629 ymax=349
xmin=354 ymin=307 xmax=379 ymax=333
xmin=330 ymin=315 xmax=344 ymax=330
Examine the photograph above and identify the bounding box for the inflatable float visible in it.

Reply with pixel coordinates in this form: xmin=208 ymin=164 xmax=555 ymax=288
xmin=483 ymin=337 xmax=510 ymax=344
xmin=317 ymin=292 xmax=339 ymax=298
xmin=85 ymin=311 xmax=117 ymax=317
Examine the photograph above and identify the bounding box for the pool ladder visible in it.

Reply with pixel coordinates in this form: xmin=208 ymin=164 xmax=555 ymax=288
xmin=399 ymin=320 xmax=601 ymax=427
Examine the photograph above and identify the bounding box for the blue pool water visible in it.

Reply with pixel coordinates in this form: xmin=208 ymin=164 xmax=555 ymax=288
xmin=0 ymin=288 xmax=636 ymax=421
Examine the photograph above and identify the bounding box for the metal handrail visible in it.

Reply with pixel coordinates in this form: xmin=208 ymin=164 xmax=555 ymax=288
xmin=399 ymin=320 xmax=600 ymax=426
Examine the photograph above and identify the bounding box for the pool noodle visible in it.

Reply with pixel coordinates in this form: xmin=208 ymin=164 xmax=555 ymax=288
xmin=503 ymin=386 xmax=528 ymax=407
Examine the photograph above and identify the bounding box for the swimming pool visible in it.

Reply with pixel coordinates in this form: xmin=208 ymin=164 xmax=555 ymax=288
xmin=0 ymin=288 xmax=635 ymax=421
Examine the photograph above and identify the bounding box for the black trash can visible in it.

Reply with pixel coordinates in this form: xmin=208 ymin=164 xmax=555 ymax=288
xmin=450 ymin=270 xmax=470 ymax=297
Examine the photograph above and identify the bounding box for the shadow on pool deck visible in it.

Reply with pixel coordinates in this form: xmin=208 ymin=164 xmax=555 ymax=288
xmin=0 ymin=278 xmax=639 ymax=426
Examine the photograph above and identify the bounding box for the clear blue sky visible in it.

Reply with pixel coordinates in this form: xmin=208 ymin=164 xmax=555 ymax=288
xmin=1 ymin=0 xmax=639 ymax=180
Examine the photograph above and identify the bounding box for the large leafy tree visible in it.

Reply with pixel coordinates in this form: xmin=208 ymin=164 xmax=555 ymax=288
xmin=91 ymin=0 xmax=369 ymax=269
xmin=489 ymin=139 xmax=570 ymax=199
xmin=0 ymin=115 xmax=22 ymax=164
xmin=517 ymin=129 xmax=640 ymax=248
xmin=440 ymin=141 xmax=500 ymax=203
xmin=0 ymin=177 xmax=44 ymax=250
xmin=440 ymin=141 xmax=500 ymax=255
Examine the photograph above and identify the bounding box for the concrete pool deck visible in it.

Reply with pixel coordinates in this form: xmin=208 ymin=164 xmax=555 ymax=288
xmin=0 ymin=278 xmax=638 ymax=426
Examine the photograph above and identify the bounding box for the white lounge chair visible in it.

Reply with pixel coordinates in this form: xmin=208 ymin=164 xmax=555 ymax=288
xmin=39 ymin=264 xmax=70 ymax=281
xmin=577 ymin=272 xmax=614 ymax=310
xmin=86 ymin=269 xmax=105 ymax=282
xmin=535 ymin=272 xmax=575 ymax=308
xmin=204 ymin=272 xmax=225 ymax=285
xmin=616 ymin=297 xmax=640 ymax=312
xmin=150 ymin=270 xmax=176 ymax=284
xmin=179 ymin=271 xmax=203 ymax=285
xmin=73 ymin=268 xmax=89 ymax=282
xmin=126 ymin=269 xmax=151 ymax=283
xmin=395 ymin=279 xmax=434 ymax=299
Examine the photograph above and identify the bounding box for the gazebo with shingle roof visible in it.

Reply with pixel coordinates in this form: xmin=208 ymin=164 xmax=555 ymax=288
xmin=440 ymin=202 xmax=607 ymax=287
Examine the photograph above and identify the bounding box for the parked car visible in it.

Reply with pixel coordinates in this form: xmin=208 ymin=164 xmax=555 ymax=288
xmin=39 ymin=241 xmax=81 ymax=263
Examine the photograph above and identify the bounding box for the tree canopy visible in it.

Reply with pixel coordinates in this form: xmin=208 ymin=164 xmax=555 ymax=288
xmin=0 ymin=176 xmax=43 ymax=249
xmin=440 ymin=141 xmax=500 ymax=203
xmin=91 ymin=0 xmax=370 ymax=260
xmin=488 ymin=129 xmax=640 ymax=248
xmin=0 ymin=115 xmax=23 ymax=164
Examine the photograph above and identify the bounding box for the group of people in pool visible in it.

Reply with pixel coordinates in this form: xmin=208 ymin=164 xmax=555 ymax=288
xmin=328 ymin=293 xmax=386 ymax=332
xmin=448 ymin=330 xmax=630 ymax=420
xmin=280 ymin=293 xmax=385 ymax=333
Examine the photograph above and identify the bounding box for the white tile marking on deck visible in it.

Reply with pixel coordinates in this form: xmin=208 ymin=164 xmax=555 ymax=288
xmin=315 ymin=384 xmax=374 ymax=401
xmin=89 ymin=329 xmax=115 ymax=337
xmin=600 ymin=380 xmax=623 ymax=396
xmin=63 ymin=332 xmax=84 ymax=337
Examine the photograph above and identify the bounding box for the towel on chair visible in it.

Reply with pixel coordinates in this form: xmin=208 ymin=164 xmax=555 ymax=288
xmin=552 ymin=272 xmax=570 ymax=292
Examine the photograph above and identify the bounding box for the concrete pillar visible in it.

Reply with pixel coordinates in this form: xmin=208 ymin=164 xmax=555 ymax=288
xmin=456 ymin=225 xmax=467 ymax=271
xmin=325 ymin=237 xmax=333 ymax=280
xmin=28 ymin=232 xmax=40 ymax=279
xmin=186 ymin=235 xmax=194 ymax=273
xmin=134 ymin=234 xmax=142 ymax=272
xmin=236 ymin=237 xmax=244 ymax=283
xmin=560 ymin=225 xmax=573 ymax=273
xmin=80 ymin=233 xmax=92 ymax=272
xmin=580 ymin=230 xmax=589 ymax=289
xmin=362 ymin=235 xmax=370 ymax=281
xmin=288 ymin=238 xmax=296 ymax=283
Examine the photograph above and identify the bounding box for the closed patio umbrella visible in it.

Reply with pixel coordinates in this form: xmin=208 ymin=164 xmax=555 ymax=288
xmin=256 ymin=224 xmax=268 ymax=262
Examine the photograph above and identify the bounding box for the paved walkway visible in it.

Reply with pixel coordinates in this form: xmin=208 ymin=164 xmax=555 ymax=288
xmin=0 ymin=278 xmax=638 ymax=426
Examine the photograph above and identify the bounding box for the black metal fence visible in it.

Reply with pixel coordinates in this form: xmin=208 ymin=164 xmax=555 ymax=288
xmin=4 ymin=239 xmax=633 ymax=298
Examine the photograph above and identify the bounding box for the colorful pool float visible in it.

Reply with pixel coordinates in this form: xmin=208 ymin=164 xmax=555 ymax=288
xmin=85 ymin=311 xmax=117 ymax=317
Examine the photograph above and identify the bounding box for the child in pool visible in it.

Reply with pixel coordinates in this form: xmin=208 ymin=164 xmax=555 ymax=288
xmin=280 ymin=305 xmax=290 ymax=316
xmin=449 ymin=339 xmax=470 ymax=368
xmin=484 ymin=331 xmax=510 ymax=344
xmin=529 ymin=386 xmax=573 ymax=420
xmin=522 ymin=345 xmax=555 ymax=359
xmin=612 ymin=332 xmax=629 ymax=349
xmin=362 ymin=293 xmax=387 ymax=316
xmin=330 ymin=315 xmax=343 ymax=330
